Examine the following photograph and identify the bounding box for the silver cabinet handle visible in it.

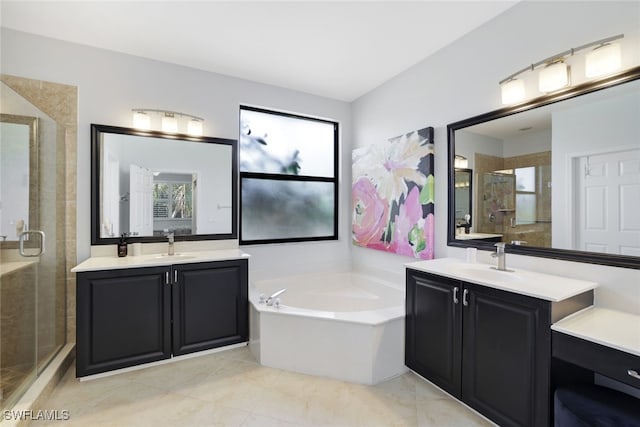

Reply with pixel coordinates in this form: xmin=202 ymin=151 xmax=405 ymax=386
xmin=174 ymin=270 xmax=178 ymax=284
xmin=463 ymin=289 xmax=469 ymax=307
xmin=165 ymin=271 xmax=169 ymax=285
xmin=19 ymin=230 xmax=45 ymax=257
xmin=628 ymin=370 xmax=640 ymax=380
xmin=453 ymin=287 xmax=459 ymax=304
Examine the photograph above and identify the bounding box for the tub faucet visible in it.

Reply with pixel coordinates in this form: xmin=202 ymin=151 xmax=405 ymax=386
xmin=491 ymin=242 xmax=507 ymax=271
xmin=166 ymin=231 xmax=175 ymax=256
xmin=266 ymin=288 xmax=287 ymax=306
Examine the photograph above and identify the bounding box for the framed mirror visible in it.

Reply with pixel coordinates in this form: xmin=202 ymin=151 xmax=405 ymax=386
xmin=448 ymin=66 xmax=640 ymax=269
xmin=91 ymin=124 xmax=238 ymax=245
xmin=0 ymin=113 xmax=39 ymax=247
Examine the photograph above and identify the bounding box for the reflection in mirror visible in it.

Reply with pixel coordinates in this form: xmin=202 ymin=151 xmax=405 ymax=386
xmin=0 ymin=114 xmax=38 ymax=244
xmin=448 ymin=67 xmax=640 ymax=269
xmin=454 ymin=168 xmax=472 ymax=234
xmin=92 ymin=124 xmax=237 ymax=244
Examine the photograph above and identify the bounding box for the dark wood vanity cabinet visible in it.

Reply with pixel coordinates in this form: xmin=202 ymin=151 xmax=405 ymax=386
xmin=172 ymin=260 xmax=248 ymax=356
xmin=76 ymin=266 xmax=172 ymax=376
xmin=406 ymin=269 xmax=551 ymax=427
xmin=76 ymin=259 xmax=248 ymax=377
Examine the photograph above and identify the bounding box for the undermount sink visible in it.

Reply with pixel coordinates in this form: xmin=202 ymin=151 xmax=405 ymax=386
xmin=142 ymin=253 xmax=196 ymax=262
xmin=447 ymin=263 xmax=523 ymax=283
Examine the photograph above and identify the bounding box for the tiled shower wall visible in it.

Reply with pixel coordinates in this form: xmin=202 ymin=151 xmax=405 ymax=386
xmin=474 ymin=151 xmax=552 ymax=247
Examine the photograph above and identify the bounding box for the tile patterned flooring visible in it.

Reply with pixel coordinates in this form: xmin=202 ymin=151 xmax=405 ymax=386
xmin=30 ymin=346 xmax=493 ymax=426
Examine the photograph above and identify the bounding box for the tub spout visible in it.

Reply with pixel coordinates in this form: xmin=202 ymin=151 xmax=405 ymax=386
xmin=266 ymin=288 xmax=287 ymax=306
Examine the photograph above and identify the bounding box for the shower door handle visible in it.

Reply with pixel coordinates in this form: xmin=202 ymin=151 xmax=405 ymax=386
xmin=19 ymin=230 xmax=46 ymax=257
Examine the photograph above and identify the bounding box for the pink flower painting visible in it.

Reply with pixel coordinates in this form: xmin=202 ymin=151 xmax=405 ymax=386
xmin=352 ymin=127 xmax=435 ymax=259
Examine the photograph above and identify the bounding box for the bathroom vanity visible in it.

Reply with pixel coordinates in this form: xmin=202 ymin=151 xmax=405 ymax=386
xmin=72 ymin=250 xmax=248 ymax=377
xmin=405 ymin=258 xmax=597 ymax=427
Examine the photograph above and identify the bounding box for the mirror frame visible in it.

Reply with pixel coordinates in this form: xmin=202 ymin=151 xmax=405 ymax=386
xmin=91 ymin=124 xmax=238 ymax=245
xmin=0 ymin=113 xmax=39 ymax=248
xmin=447 ymin=65 xmax=640 ymax=270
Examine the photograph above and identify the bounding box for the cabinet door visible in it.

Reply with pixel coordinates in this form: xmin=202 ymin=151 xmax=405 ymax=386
xmin=462 ymin=283 xmax=550 ymax=427
xmin=76 ymin=267 xmax=172 ymax=376
xmin=406 ymin=270 xmax=462 ymax=397
xmin=172 ymin=259 xmax=248 ymax=356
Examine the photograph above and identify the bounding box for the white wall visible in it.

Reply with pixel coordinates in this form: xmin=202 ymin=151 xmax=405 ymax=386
xmin=503 ymin=128 xmax=551 ymax=157
xmin=351 ymin=1 xmax=640 ymax=312
xmin=0 ymin=28 xmax=353 ymax=281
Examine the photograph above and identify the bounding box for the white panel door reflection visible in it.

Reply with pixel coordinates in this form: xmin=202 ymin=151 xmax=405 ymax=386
xmin=576 ymin=148 xmax=640 ymax=255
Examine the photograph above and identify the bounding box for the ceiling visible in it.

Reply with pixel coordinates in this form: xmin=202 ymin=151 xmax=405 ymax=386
xmin=0 ymin=1 xmax=517 ymax=101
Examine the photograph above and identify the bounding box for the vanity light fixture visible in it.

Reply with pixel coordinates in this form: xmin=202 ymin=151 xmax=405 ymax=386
xmin=132 ymin=110 xmax=151 ymax=130
xmin=187 ymin=118 xmax=204 ymax=136
xmin=538 ymin=60 xmax=570 ymax=93
xmin=161 ymin=113 xmax=178 ymax=133
xmin=500 ymin=78 xmax=525 ymax=105
xmin=499 ymin=34 xmax=624 ymax=105
xmin=585 ymin=42 xmax=622 ymax=78
xmin=131 ymin=109 xmax=205 ymax=136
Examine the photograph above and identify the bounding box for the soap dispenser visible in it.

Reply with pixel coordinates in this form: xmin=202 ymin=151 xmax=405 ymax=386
xmin=117 ymin=233 xmax=128 ymax=257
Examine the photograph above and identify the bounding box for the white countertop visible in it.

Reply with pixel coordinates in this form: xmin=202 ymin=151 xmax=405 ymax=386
xmin=455 ymin=233 xmax=502 ymax=240
xmin=552 ymin=307 xmax=640 ymax=358
xmin=406 ymin=257 xmax=598 ymax=302
xmin=72 ymin=249 xmax=249 ymax=272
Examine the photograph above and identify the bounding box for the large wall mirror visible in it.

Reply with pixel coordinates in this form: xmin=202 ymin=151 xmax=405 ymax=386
xmin=448 ymin=66 xmax=640 ymax=269
xmin=91 ymin=124 xmax=238 ymax=244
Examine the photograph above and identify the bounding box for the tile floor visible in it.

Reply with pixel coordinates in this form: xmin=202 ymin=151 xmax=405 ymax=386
xmin=29 ymin=346 xmax=493 ymax=426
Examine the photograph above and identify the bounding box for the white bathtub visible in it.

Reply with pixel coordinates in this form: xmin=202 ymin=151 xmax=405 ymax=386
xmin=249 ymin=271 xmax=406 ymax=385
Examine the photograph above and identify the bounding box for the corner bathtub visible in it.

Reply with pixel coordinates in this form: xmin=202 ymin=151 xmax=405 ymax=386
xmin=248 ymin=271 xmax=406 ymax=385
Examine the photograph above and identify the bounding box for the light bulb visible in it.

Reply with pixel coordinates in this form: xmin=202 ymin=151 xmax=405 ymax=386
xmin=500 ymin=78 xmax=525 ymax=105
xmin=585 ymin=43 xmax=621 ymax=78
xmin=187 ymin=119 xmax=203 ymax=136
xmin=161 ymin=114 xmax=178 ymax=133
xmin=538 ymin=61 xmax=569 ymax=93
xmin=132 ymin=111 xmax=151 ymax=130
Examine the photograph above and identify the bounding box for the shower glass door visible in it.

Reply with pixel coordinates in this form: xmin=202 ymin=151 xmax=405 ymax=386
xmin=0 ymin=90 xmax=65 ymax=412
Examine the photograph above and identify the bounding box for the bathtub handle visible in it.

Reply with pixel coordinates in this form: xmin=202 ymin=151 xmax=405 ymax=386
xmin=463 ymin=289 xmax=469 ymax=307
xmin=266 ymin=288 xmax=287 ymax=306
xmin=453 ymin=287 xmax=459 ymax=304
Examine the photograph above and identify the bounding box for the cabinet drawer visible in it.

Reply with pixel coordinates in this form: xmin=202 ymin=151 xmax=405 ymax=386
xmin=553 ymin=331 xmax=640 ymax=389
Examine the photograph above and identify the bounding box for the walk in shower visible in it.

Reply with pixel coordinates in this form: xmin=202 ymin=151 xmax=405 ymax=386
xmin=0 ymin=75 xmax=75 ymax=416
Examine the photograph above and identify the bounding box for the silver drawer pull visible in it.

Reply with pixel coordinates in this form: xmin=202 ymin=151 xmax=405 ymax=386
xmin=463 ymin=289 xmax=469 ymax=307
xmin=453 ymin=287 xmax=459 ymax=304
xmin=628 ymin=369 xmax=640 ymax=380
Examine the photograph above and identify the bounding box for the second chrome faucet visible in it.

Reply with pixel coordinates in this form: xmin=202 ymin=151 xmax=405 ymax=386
xmin=166 ymin=231 xmax=175 ymax=256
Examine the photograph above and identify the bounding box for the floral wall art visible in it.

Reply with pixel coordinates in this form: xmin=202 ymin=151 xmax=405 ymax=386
xmin=352 ymin=127 xmax=435 ymax=259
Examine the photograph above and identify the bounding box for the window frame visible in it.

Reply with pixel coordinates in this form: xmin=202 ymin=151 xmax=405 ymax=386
xmin=239 ymin=105 xmax=339 ymax=245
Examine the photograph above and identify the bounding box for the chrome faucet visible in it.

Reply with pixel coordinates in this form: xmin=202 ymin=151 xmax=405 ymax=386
xmin=166 ymin=231 xmax=175 ymax=256
xmin=491 ymin=242 xmax=507 ymax=271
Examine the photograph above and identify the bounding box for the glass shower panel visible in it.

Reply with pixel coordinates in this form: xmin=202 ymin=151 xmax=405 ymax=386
xmin=0 ymin=82 xmax=65 ymax=413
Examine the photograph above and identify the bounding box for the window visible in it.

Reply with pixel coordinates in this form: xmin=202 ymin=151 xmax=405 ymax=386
xmin=515 ymin=166 xmax=536 ymax=225
xmin=239 ymin=106 xmax=338 ymax=244
xmin=152 ymin=182 xmax=193 ymax=220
